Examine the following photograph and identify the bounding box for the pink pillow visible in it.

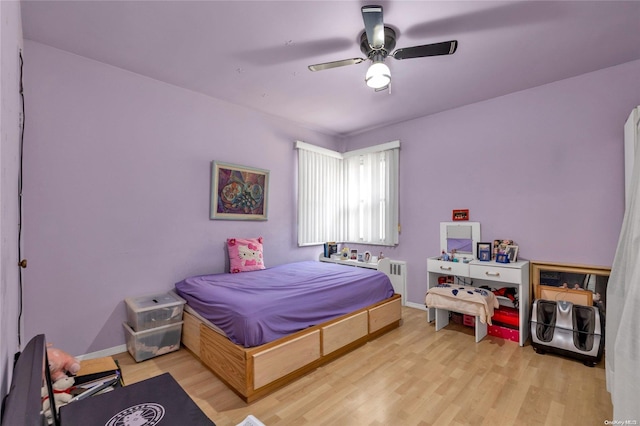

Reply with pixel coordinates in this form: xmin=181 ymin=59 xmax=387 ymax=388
xmin=227 ymin=237 xmax=265 ymax=273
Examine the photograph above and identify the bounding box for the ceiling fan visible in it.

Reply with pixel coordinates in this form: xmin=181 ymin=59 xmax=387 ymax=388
xmin=308 ymin=5 xmax=458 ymax=91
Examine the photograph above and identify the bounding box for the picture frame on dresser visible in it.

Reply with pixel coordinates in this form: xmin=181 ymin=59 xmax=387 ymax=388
xmin=492 ymin=239 xmax=514 ymax=259
xmin=477 ymin=242 xmax=492 ymax=261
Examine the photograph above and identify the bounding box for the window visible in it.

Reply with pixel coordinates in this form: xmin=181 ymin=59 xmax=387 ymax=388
xmin=296 ymin=140 xmax=399 ymax=246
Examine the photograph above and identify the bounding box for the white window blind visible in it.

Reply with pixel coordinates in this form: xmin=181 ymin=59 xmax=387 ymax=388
xmin=296 ymin=144 xmax=346 ymax=246
xmin=296 ymin=140 xmax=399 ymax=246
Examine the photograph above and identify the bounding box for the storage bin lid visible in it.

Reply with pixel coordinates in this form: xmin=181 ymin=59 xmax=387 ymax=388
xmin=125 ymin=291 xmax=185 ymax=312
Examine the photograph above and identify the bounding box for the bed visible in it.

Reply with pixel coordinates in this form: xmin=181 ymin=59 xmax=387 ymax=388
xmin=175 ymin=260 xmax=402 ymax=402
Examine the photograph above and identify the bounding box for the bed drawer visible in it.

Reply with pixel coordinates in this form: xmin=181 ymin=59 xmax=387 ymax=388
xmin=470 ymin=263 xmax=523 ymax=285
xmin=322 ymin=311 xmax=368 ymax=355
xmin=369 ymin=297 xmax=401 ymax=333
xmin=252 ymin=330 xmax=320 ymax=389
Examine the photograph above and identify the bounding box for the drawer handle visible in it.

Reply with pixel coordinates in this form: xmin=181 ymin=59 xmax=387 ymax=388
xmin=440 ymin=266 xmax=452 ymax=271
xmin=485 ymin=271 xmax=500 ymax=277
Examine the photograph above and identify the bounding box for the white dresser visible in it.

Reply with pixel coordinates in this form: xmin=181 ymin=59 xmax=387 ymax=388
xmin=427 ymin=257 xmax=530 ymax=346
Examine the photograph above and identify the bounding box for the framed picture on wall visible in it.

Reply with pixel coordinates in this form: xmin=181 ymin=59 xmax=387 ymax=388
xmin=210 ymin=161 xmax=269 ymax=220
xmin=452 ymin=209 xmax=469 ymax=221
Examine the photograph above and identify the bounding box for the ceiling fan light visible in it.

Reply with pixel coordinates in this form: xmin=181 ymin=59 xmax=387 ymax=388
xmin=365 ymin=61 xmax=391 ymax=89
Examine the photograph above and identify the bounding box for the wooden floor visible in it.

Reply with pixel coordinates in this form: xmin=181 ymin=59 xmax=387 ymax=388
xmin=113 ymin=306 xmax=612 ymax=426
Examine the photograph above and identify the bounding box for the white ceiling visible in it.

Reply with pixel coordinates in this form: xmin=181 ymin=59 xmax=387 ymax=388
xmin=20 ymin=1 xmax=640 ymax=137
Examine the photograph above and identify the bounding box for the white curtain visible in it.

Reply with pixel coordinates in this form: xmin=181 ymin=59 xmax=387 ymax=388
xmin=296 ymin=140 xmax=399 ymax=247
xmin=606 ymin=110 xmax=640 ymax=420
xmin=344 ymin=149 xmax=399 ymax=245
xmin=296 ymin=144 xmax=345 ymax=246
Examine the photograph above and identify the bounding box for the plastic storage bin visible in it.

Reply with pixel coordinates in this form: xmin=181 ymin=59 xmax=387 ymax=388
xmin=125 ymin=291 xmax=185 ymax=331
xmin=123 ymin=321 xmax=183 ymax=362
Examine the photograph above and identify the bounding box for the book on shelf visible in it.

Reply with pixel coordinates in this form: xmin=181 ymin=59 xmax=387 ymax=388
xmin=323 ymin=242 xmax=338 ymax=258
xmin=72 ymin=356 xmax=122 ymax=386
xmin=70 ymin=372 xmax=121 ymax=399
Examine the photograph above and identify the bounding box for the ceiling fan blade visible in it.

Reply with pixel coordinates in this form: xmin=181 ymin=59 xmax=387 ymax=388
xmin=361 ymin=5 xmax=385 ymax=49
xmin=392 ymin=40 xmax=458 ymax=60
xmin=308 ymin=58 xmax=365 ymax=72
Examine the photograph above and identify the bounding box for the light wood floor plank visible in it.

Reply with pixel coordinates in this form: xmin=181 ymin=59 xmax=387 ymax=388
xmin=113 ymin=306 xmax=612 ymax=425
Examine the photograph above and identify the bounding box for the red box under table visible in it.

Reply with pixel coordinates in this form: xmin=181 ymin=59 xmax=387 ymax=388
xmin=492 ymin=306 xmax=519 ymax=328
xmin=488 ymin=324 xmax=520 ymax=343
xmin=463 ymin=314 xmax=476 ymax=327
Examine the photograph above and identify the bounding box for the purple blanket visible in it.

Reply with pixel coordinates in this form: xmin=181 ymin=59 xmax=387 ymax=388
xmin=175 ymin=261 xmax=395 ymax=347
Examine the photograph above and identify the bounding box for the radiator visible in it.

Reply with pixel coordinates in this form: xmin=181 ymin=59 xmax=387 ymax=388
xmin=318 ymin=255 xmax=407 ymax=305
xmin=379 ymin=258 xmax=407 ymax=306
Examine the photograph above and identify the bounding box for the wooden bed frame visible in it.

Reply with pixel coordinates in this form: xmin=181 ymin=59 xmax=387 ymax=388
xmin=181 ymin=293 xmax=401 ymax=403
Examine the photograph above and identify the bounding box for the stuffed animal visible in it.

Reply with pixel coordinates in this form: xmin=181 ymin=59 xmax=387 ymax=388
xmin=41 ymin=376 xmax=75 ymax=424
xmin=47 ymin=347 xmax=80 ymax=382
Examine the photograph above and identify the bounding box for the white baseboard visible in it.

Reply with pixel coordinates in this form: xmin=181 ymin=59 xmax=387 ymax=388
xmin=405 ymin=301 xmax=427 ymax=311
xmin=76 ymin=344 xmax=127 ymax=361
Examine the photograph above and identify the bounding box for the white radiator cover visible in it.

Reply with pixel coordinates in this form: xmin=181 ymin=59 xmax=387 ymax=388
xmin=319 ymin=255 xmax=407 ymax=305
xmin=378 ymin=258 xmax=407 ymax=306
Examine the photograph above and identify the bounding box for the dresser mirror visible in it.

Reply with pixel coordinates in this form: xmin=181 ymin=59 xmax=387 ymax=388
xmin=531 ymin=261 xmax=609 ymax=315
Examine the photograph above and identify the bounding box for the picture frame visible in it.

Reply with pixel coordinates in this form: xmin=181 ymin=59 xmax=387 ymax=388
xmin=477 ymin=242 xmax=492 ymax=261
xmin=452 ymin=209 xmax=469 ymax=221
xmin=350 ymin=249 xmax=358 ymax=260
xmin=506 ymin=245 xmax=519 ymax=262
xmin=210 ymin=161 xmax=269 ymax=221
xmin=493 ymin=239 xmax=514 ymax=259
xmin=531 ymin=261 xmax=609 ymax=313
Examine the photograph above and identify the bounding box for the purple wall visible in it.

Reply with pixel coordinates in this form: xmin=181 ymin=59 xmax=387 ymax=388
xmin=20 ymin=39 xmax=640 ymax=355
xmin=347 ymin=59 xmax=640 ymax=303
xmin=22 ymin=41 xmax=337 ymax=355
xmin=0 ymin=0 xmax=23 ymax=399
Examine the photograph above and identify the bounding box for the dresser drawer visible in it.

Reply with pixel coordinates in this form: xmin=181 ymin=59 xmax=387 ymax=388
xmin=470 ymin=263 xmax=523 ymax=284
xmin=427 ymin=258 xmax=469 ymax=276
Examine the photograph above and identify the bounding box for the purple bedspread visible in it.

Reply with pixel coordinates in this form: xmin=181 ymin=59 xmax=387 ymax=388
xmin=174 ymin=261 xmax=395 ymax=347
